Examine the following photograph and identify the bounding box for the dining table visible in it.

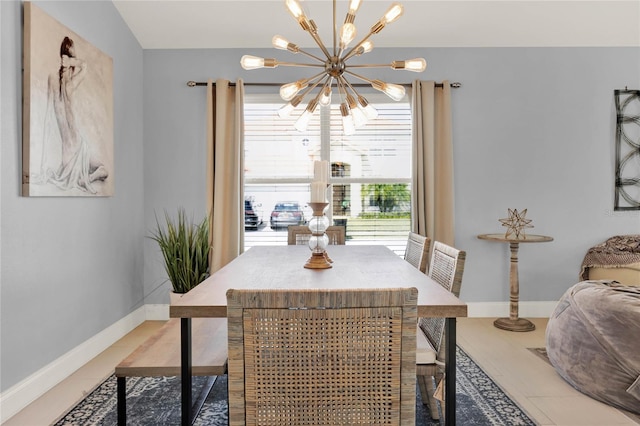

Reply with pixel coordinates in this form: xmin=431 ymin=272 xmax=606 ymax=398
xmin=170 ymin=244 xmax=468 ymax=425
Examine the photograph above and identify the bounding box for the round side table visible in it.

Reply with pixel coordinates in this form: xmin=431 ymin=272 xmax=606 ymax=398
xmin=477 ymin=233 xmax=554 ymax=332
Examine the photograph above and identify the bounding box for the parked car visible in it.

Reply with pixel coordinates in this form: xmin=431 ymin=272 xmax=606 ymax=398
xmin=270 ymin=201 xmax=305 ymax=230
xmin=244 ymin=198 xmax=262 ymax=230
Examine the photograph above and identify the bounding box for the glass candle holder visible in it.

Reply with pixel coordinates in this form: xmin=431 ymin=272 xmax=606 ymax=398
xmin=304 ymin=202 xmax=332 ymax=269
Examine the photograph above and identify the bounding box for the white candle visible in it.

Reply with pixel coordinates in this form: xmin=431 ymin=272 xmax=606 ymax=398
xmin=310 ymin=182 xmax=326 ymax=202
xmin=313 ymin=160 xmax=329 ymax=183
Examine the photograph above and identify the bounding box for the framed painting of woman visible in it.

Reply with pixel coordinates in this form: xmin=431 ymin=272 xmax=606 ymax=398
xmin=22 ymin=2 xmax=114 ymax=197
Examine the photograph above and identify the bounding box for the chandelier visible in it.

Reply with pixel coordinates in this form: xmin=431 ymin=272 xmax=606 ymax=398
xmin=240 ymin=0 xmax=426 ymax=134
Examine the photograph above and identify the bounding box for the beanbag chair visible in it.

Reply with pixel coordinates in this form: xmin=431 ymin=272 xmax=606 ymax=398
xmin=546 ymin=280 xmax=640 ymax=415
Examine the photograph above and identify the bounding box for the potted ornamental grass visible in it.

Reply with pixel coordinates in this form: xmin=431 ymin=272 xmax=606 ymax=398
xmin=150 ymin=209 xmax=211 ymax=299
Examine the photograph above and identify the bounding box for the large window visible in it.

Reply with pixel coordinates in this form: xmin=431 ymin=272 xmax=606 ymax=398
xmin=244 ymin=92 xmax=412 ymax=255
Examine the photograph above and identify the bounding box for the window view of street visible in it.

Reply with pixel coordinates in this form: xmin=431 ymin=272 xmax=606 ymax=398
xmin=244 ymin=93 xmax=412 ymax=256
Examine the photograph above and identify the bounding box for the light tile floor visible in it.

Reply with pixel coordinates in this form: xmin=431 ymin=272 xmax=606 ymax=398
xmin=3 ymin=321 xmax=166 ymax=426
xmin=3 ymin=318 xmax=639 ymax=425
xmin=456 ymin=317 xmax=639 ymax=426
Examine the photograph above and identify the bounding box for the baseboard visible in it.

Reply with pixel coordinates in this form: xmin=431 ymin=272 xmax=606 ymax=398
xmin=145 ymin=303 xmax=170 ymax=320
xmin=0 ymin=306 xmax=147 ymax=423
xmin=467 ymin=301 xmax=557 ymax=318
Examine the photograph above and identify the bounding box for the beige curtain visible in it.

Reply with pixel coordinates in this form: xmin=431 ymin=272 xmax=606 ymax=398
xmin=206 ymin=79 xmax=245 ymax=273
xmin=411 ymin=80 xmax=455 ymax=246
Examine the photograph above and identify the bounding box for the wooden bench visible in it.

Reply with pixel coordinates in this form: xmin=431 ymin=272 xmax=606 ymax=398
xmin=115 ymin=318 xmax=228 ymax=425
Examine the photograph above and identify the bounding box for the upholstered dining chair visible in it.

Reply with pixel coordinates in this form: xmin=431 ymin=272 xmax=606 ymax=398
xmin=226 ymin=287 xmax=418 ymax=426
xmin=404 ymin=232 xmax=431 ymax=273
xmin=287 ymin=225 xmax=346 ymax=245
xmin=416 ymin=241 xmax=466 ymax=421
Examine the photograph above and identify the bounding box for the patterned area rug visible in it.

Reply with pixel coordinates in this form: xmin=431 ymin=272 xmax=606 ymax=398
xmin=54 ymin=347 xmax=535 ymax=425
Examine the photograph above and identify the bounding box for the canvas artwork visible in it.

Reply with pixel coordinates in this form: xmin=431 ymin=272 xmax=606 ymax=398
xmin=22 ymin=2 xmax=114 ymax=197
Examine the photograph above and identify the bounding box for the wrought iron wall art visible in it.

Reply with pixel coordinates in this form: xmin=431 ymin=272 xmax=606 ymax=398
xmin=614 ymin=89 xmax=640 ymax=210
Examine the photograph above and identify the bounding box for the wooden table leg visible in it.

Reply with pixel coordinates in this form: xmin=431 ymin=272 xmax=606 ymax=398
xmin=444 ymin=317 xmax=456 ymax=425
xmin=493 ymin=242 xmax=535 ymax=332
xmin=181 ymin=318 xmax=192 ymax=425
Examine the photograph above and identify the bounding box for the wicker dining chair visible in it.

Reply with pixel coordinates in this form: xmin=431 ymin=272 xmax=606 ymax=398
xmin=287 ymin=225 xmax=346 ymax=245
xmin=404 ymin=232 xmax=431 ymax=273
xmin=226 ymin=287 xmax=418 ymax=426
xmin=416 ymin=241 xmax=466 ymax=421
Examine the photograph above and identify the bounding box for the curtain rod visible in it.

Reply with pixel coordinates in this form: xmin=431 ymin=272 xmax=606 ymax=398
xmin=186 ymin=81 xmax=461 ymax=89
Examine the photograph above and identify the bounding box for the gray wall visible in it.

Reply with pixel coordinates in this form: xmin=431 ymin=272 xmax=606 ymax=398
xmin=143 ymin=46 xmax=639 ymax=306
xmin=1 ymin=0 xmax=638 ymax=396
xmin=1 ymin=0 xmax=144 ymax=391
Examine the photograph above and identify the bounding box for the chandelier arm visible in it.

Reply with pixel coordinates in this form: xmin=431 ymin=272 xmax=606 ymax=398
xmin=347 ymin=64 xmax=392 ymax=69
xmin=340 ymin=76 xmax=363 ymax=101
xmin=340 ymin=75 xmax=358 ymax=92
xmin=277 ymin=61 xmax=326 ymax=68
xmin=333 ymin=0 xmax=337 ymax=57
xmin=296 ymin=74 xmax=331 ymax=103
xmin=342 ymin=31 xmax=375 ymax=61
xmin=307 ymin=82 xmax=327 ymax=110
xmin=343 ymin=69 xmax=376 ymax=85
xmin=317 ymin=76 xmax=334 ymax=106
xmin=295 ymin=48 xmax=328 ymax=64
xmin=320 ymin=75 xmax=333 ymax=93
xmin=345 ymin=70 xmax=406 ymax=101
xmin=337 ymin=39 xmax=349 ymax=59
xmin=308 ymin=31 xmax=333 ymax=60
xmin=341 ymin=76 xmax=378 ymax=119
xmin=308 ymin=74 xmax=330 ymax=91
xmin=300 ymin=70 xmax=332 ymax=85
xmin=337 ymin=76 xmax=348 ymax=102
xmin=340 ymin=76 xmax=363 ymax=113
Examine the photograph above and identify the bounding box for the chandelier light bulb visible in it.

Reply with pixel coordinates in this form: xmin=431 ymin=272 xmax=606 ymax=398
xmin=278 ymin=95 xmax=303 ymax=118
xmin=351 ymin=106 xmax=367 ymax=128
xmin=272 ymin=35 xmax=289 ymax=50
xmin=349 ymin=0 xmax=363 ymax=14
xmin=382 ymin=3 xmax=404 ymax=24
xmin=346 ymin=95 xmax=367 ymax=127
xmin=319 ymin=86 xmax=332 ymax=106
xmin=383 ymin=83 xmax=406 ymax=101
xmin=285 ymin=0 xmax=305 ymax=20
xmin=392 ymin=58 xmax=427 ymax=72
xmin=340 ymin=23 xmax=357 ymax=48
xmin=280 ymin=79 xmax=308 ymax=101
xmin=359 ymin=104 xmax=377 ymax=120
xmin=356 ymin=40 xmax=374 ymax=56
xmin=294 ymin=110 xmax=312 ymax=132
xmin=294 ymin=99 xmax=319 ymax=132
xmin=345 ymin=0 xmax=363 ymax=24
xmin=343 ymin=115 xmax=356 ymax=135
xmin=340 ymin=103 xmax=356 ymax=135
xmin=240 ymin=55 xmax=264 ymax=70
xmin=278 ymin=102 xmax=296 ymax=118
xmin=371 ymin=79 xmax=406 ymax=101
xmin=272 ymin=35 xmax=299 ymax=53
xmin=357 ymin=95 xmax=378 ymax=119
xmin=352 ymin=110 xmax=367 ymax=128
xmin=241 ymin=55 xmax=277 ymax=70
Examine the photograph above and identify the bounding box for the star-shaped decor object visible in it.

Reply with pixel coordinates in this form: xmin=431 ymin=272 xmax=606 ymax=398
xmin=499 ymin=208 xmax=534 ymax=239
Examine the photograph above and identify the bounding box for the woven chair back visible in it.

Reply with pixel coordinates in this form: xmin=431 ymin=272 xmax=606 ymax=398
xmin=287 ymin=225 xmax=346 ymax=245
xmin=404 ymin=232 xmax=431 ymax=273
xmin=419 ymin=241 xmax=466 ymax=355
xmin=226 ymin=287 xmax=417 ymax=425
